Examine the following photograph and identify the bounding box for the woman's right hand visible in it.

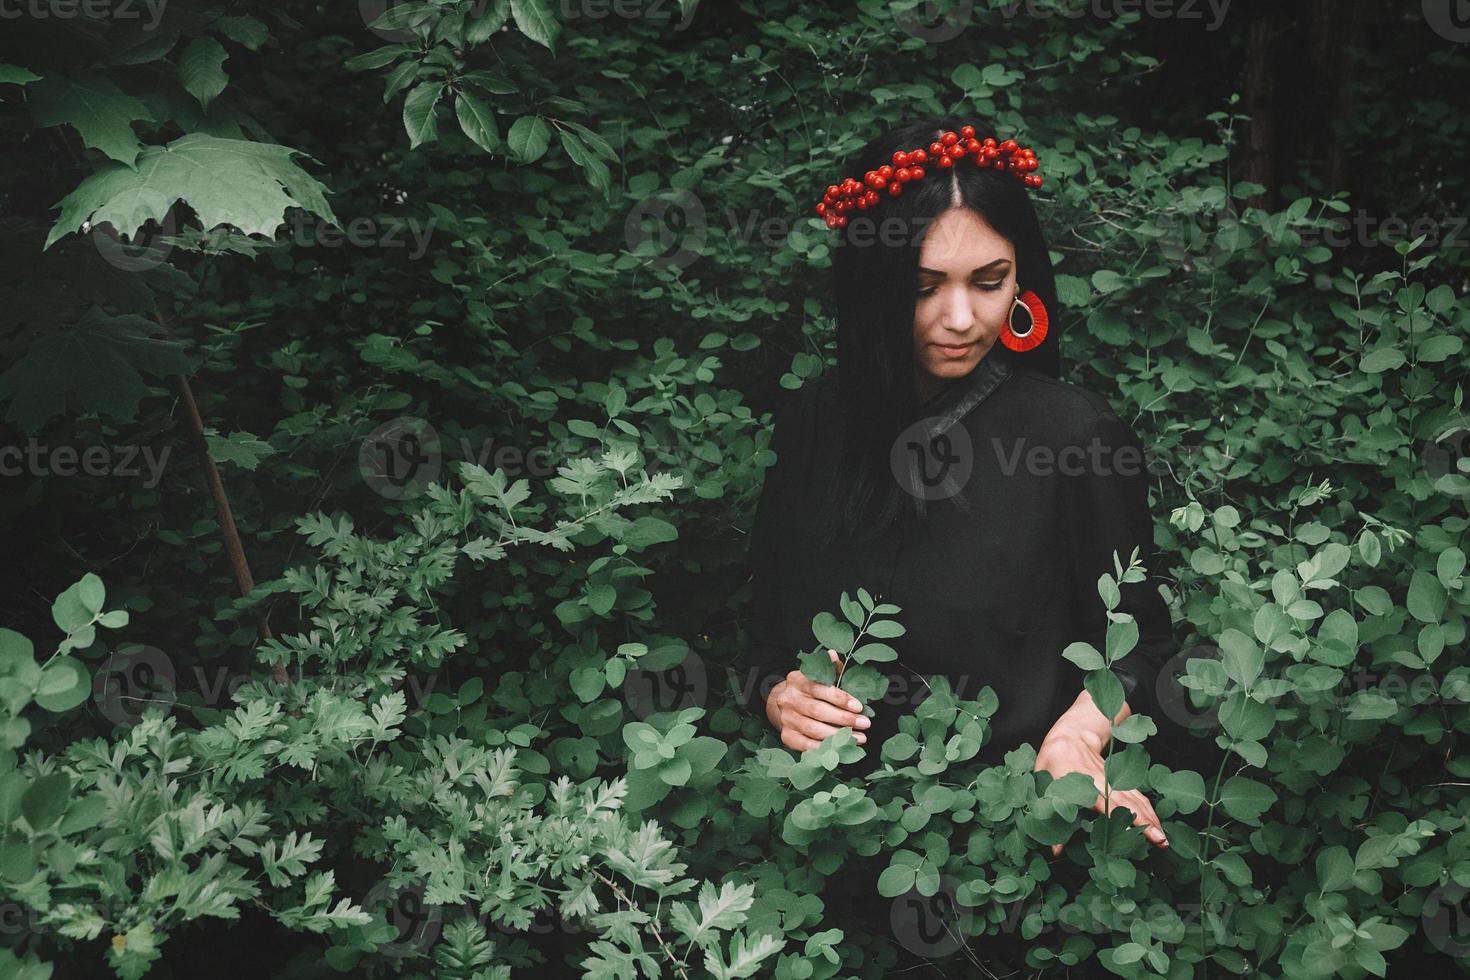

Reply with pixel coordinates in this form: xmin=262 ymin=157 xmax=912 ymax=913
xmin=766 ymin=649 xmax=872 ymax=752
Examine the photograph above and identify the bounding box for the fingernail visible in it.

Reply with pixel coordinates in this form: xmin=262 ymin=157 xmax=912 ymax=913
xmin=856 ymin=733 xmax=867 ymax=743
xmin=856 ymin=716 xmax=871 ymax=728
xmin=848 ymin=699 xmax=860 ymax=711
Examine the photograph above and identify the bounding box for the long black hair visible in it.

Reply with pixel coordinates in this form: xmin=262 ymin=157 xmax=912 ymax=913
xmin=814 ymin=115 xmax=1061 ymax=549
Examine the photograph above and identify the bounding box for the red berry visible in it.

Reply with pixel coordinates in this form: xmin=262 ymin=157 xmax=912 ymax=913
xmin=912 ymin=148 xmax=928 ymax=163
xmin=983 ymin=137 xmax=997 ymax=148
xmin=887 ymin=180 xmax=902 ymax=195
xmin=937 ymin=156 xmax=954 ymax=168
xmin=961 ymin=124 xmax=975 ymax=138
xmin=911 ymin=166 xmax=925 ymax=180
xmin=878 ymin=164 xmax=894 ymax=179
xmin=892 ymin=150 xmax=908 ymax=166
xmin=929 ymin=141 xmax=944 ymax=155
xmin=1001 ymin=138 xmax=1019 ymax=153
xmin=940 ymin=131 xmax=958 ymax=145
xmin=816 ymin=202 xmax=828 ymax=215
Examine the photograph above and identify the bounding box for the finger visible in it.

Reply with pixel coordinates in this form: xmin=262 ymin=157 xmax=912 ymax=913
xmin=1051 ymin=843 xmax=1062 ymax=857
xmin=1105 ymin=792 xmax=1170 ymax=847
xmin=802 ymin=674 xmax=865 ymax=714
xmin=781 ymin=728 xmax=821 ymax=752
xmin=794 ymin=717 xmax=866 ymax=746
xmin=828 ymin=648 xmax=844 ymax=679
xmin=791 ymin=697 xmax=870 ymax=732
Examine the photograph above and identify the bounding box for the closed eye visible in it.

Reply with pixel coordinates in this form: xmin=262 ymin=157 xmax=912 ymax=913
xmin=917 ymin=281 xmax=1007 ymax=298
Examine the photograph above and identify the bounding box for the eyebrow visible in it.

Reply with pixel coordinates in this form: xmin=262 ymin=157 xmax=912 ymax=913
xmin=918 ymin=258 xmax=1012 ymax=276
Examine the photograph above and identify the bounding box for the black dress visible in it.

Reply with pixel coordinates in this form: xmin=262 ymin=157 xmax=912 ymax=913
xmin=741 ymin=351 xmax=1179 ymax=779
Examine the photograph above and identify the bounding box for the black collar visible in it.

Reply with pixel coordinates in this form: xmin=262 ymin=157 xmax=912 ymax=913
xmin=913 ymin=350 xmax=1014 ymax=439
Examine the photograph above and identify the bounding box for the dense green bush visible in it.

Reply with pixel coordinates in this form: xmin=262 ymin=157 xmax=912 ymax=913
xmin=2 ymin=0 xmax=1468 ymax=976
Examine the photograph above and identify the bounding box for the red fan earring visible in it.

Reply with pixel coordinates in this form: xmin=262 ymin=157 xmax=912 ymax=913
xmin=1000 ymin=289 xmax=1049 ymax=352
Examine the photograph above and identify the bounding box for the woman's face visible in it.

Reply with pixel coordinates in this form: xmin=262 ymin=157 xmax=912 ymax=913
xmin=912 ymin=206 xmax=1017 ymax=400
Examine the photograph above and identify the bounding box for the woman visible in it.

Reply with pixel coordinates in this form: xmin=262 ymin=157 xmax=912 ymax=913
xmin=741 ymin=115 xmax=1180 ymax=971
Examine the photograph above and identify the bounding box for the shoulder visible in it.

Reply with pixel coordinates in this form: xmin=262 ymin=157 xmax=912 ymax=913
xmin=1000 ymin=364 xmax=1134 ymax=443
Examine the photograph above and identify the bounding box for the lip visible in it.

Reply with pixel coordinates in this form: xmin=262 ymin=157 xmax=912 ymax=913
xmin=931 ymin=341 xmax=978 ymax=359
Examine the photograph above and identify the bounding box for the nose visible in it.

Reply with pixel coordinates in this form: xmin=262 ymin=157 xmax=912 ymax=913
xmin=939 ymin=286 xmax=974 ymax=333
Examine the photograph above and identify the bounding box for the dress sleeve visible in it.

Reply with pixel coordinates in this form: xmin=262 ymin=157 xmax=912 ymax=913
xmin=741 ymin=392 xmax=804 ymax=719
xmin=1063 ymin=409 xmax=1177 ymax=720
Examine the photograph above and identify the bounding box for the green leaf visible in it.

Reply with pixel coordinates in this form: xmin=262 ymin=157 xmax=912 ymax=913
xmin=21 ymin=773 xmax=72 ymax=830
xmin=866 ymin=619 xmax=905 ymax=639
xmin=510 ymin=0 xmax=560 ymax=50
xmin=0 ymin=629 xmax=35 ymax=671
xmin=839 ymin=665 xmax=888 ymax=704
xmin=35 ymin=656 xmax=89 ymax=712
xmin=205 ymin=430 xmax=277 ymax=471
xmin=52 ymin=577 xmax=98 ymax=633
xmin=344 ymin=44 xmax=413 ymax=72
xmin=0 ymin=65 xmax=41 ymax=86
xmin=797 ymin=646 xmax=836 ymax=686
xmin=1218 ymin=628 xmax=1263 ymax=688
xmin=59 ymin=793 xmax=109 ymax=834
xmin=850 ymin=642 xmax=897 ymax=664
xmin=810 ymin=612 xmax=854 ymax=653
xmin=1359 ymin=347 xmax=1405 ymax=373
xmin=623 ymin=516 xmax=678 ymax=548
xmin=1218 ymin=775 xmax=1276 ymax=824
xmin=1417 ymin=335 xmax=1463 ymax=363
xmin=1102 ymin=744 xmax=1147 ymax=790
xmin=1091 ymin=269 xmax=1127 ymax=294
xmin=455 ymin=93 xmax=500 ymax=152
xmin=507 ymin=115 xmax=551 ymax=163
xmin=1062 ymin=641 xmax=1105 ymax=671
xmin=28 ymin=71 xmax=154 ymax=167
xmin=1149 ymin=767 xmax=1206 ymax=814
xmin=467 ymin=0 xmax=513 ymax=42
xmin=47 ymin=133 xmax=338 ymax=248
xmin=179 ymin=36 xmax=230 ymax=110
xmin=0 ymin=308 xmax=194 ymax=431
xmin=1315 ymin=845 xmax=1354 ymax=892
xmin=1085 ymin=667 xmax=1124 ymax=720
xmin=216 ymin=15 xmax=271 ymax=50
xmin=403 ymin=82 xmax=444 ymax=149
xmin=558 ymin=128 xmax=613 ymax=198
xmin=1406 ymin=569 xmax=1446 ymax=624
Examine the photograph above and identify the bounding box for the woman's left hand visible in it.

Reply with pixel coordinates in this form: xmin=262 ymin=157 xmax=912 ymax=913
xmin=1033 ymin=729 xmax=1170 ymax=856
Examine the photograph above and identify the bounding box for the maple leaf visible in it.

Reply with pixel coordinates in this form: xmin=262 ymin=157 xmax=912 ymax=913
xmin=28 ymin=71 xmax=154 ymax=167
xmin=46 ymin=133 xmax=338 ymax=248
